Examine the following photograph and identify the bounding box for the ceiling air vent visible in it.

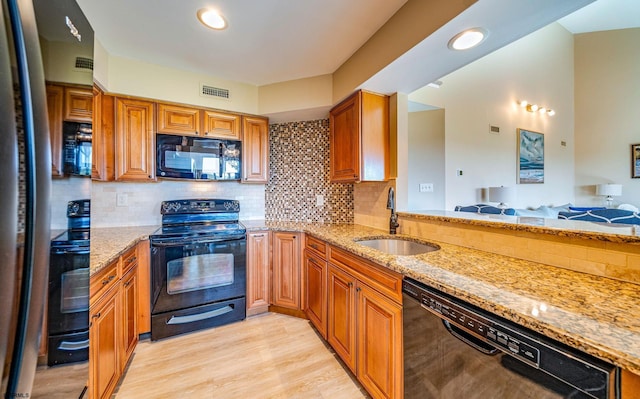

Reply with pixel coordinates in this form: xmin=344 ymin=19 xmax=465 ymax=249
xmin=200 ymin=84 xmax=230 ymax=100
xmin=74 ymin=57 xmax=93 ymax=71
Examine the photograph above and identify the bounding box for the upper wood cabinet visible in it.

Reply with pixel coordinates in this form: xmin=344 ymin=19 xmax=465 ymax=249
xmin=157 ymin=103 xmax=241 ymax=139
xmin=64 ymin=87 xmax=93 ymax=122
xmin=329 ymin=90 xmax=389 ymax=183
xmin=92 ymin=91 xmax=115 ymax=181
xmin=115 ymin=98 xmax=156 ymax=181
xmin=271 ymin=232 xmax=301 ymax=310
xmin=203 ymin=110 xmax=241 ymax=139
xmin=46 ymin=84 xmax=64 ymax=177
xmin=246 ymin=231 xmax=271 ymax=316
xmin=242 ymin=116 xmax=269 ymax=183
xmin=157 ymin=103 xmax=200 ymax=136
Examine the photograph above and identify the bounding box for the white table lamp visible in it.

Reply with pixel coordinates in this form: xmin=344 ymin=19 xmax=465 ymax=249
xmin=488 ymin=186 xmax=514 ymax=209
xmin=596 ymin=183 xmax=622 ymax=208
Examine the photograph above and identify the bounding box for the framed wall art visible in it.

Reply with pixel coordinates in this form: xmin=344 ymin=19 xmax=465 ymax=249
xmin=632 ymin=143 xmax=640 ymax=178
xmin=517 ymin=128 xmax=544 ymax=184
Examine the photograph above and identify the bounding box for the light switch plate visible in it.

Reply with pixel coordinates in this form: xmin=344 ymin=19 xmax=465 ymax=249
xmin=116 ymin=193 xmax=128 ymax=207
xmin=419 ymin=183 xmax=434 ymax=193
xmin=316 ymin=195 xmax=325 ymax=207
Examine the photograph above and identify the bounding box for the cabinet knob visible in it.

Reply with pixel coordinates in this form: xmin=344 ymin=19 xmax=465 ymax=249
xmin=348 ymin=282 xmax=353 ymax=288
xmin=356 ymin=287 xmax=361 ymax=292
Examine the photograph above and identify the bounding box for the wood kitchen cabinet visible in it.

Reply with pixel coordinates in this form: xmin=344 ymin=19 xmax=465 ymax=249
xmin=271 ymin=232 xmax=301 ymax=310
xmin=115 ymin=97 xmax=155 ymax=181
xmin=46 ymin=84 xmax=64 ymax=177
xmin=329 ymin=90 xmax=389 ymax=183
xmin=304 ymin=235 xmax=328 ymax=339
xmin=64 ymin=87 xmax=93 ymax=122
xmin=622 ymin=369 xmax=640 ymax=398
xmin=203 ymin=110 xmax=241 ymax=139
xmin=157 ymin=103 xmax=200 ymax=136
xmin=246 ymin=231 xmax=271 ymax=316
xmin=89 ymin=262 xmax=120 ymax=399
xmin=242 ymin=115 xmax=269 ymax=183
xmin=327 ymin=245 xmax=403 ymax=399
xmin=89 ymin=245 xmax=141 ymax=399
xmin=92 ymin=89 xmax=115 ymax=181
xmin=137 ymin=240 xmax=151 ymax=334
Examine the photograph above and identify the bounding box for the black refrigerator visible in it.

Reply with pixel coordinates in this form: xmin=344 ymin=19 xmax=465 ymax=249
xmin=1 ymin=0 xmax=52 ymax=397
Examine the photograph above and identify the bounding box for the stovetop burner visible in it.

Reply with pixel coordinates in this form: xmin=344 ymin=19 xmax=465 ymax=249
xmin=51 ymin=229 xmax=90 ymax=249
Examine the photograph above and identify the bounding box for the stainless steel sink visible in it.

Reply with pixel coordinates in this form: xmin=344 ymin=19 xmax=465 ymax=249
xmin=356 ymin=238 xmax=439 ymax=256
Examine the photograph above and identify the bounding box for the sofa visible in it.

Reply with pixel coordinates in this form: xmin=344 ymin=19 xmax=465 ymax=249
xmin=558 ymin=209 xmax=640 ymax=225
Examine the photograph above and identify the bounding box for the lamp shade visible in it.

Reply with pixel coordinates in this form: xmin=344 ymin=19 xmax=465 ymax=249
xmin=488 ymin=186 xmax=514 ymax=204
xmin=596 ymin=183 xmax=622 ymax=197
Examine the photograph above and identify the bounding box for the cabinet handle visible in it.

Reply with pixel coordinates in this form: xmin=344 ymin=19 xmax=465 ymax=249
xmin=310 ymin=244 xmax=319 ymax=250
xmin=102 ymin=275 xmax=116 ymax=285
xmin=356 ymin=287 xmax=361 ymax=292
xmin=253 ymin=234 xmax=265 ymax=238
xmin=293 ymin=235 xmax=296 ymax=239
xmin=204 ymin=132 xmax=208 ymax=136
xmin=92 ymin=313 xmax=101 ymax=319
xmin=126 ymin=256 xmax=137 ymax=264
xmin=124 ymin=281 xmax=131 ymax=287
xmin=348 ymin=282 xmax=353 ymax=288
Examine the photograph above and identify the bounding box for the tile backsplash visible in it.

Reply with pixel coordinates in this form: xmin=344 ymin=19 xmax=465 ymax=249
xmin=91 ymin=180 xmax=265 ymax=227
xmin=266 ymin=119 xmax=353 ymax=223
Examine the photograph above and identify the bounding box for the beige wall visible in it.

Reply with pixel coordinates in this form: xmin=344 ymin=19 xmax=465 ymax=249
xmin=354 ymin=181 xmax=395 ymax=230
xmin=408 ymin=109 xmax=445 ymax=210
xmin=409 ymin=23 xmax=575 ymax=210
xmin=51 ymin=177 xmax=92 ymax=229
xmin=574 ymin=28 xmax=640 ymax=209
xmin=103 ymin=55 xmax=260 ymax=114
xmin=258 ymin=75 xmax=332 ymax=122
xmin=40 ymin=39 xmax=93 ymax=85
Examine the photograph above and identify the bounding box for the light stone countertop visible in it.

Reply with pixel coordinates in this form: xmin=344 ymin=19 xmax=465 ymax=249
xmin=90 ymin=225 xmax=159 ymax=275
xmin=91 ymin=220 xmax=640 ymax=374
xmin=399 ymin=210 xmax=640 ymax=244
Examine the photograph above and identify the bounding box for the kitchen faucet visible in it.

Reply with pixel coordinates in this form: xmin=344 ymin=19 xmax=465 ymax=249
xmin=387 ymin=187 xmax=399 ymax=234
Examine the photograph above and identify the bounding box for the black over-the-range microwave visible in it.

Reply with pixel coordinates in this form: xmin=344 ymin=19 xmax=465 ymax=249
xmin=156 ymin=133 xmax=241 ymax=180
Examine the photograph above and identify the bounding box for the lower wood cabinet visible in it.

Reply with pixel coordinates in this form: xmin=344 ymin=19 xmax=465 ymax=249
xmin=271 ymin=232 xmax=301 ymax=310
xmin=89 ymin=245 xmax=142 ymax=399
xmin=622 ymin=369 xmax=640 ymax=398
xmin=246 ymin=231 xmax=271 ymax=316
xmin=89 ymin=282 xmax=120 ymax=399
xmin=304 ymin=251 xmax=327 ymax=339
xmin=327 ymin=246 xmax=403 ymax=399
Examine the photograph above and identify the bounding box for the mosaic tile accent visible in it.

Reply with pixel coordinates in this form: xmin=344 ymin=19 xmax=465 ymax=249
xmin=266 ymin=119 xmax=353 ymax=223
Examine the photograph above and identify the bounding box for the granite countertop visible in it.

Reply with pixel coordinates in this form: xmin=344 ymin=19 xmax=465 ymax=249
xmin=399 ymin=210 xmax=640 ymax=244
xmin=243 ymin=220 xmax=640 ymax=374
xmin=90 ymin=225 xmax=158 ymax=275
xmin=90 ymin=219 xmax=640 ymax=374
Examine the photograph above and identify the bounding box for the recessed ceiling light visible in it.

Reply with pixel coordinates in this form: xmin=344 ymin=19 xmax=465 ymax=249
xmin=197 ymin=8 xmax=227 ymax=30
xmin=448 ymin=28 xmax=488 ymax=51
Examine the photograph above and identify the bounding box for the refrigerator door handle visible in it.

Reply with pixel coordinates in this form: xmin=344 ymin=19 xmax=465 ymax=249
xmin=0 ymin=1 xmax=19 ymax=393
xmin=4 ymin=0 xmax=52 ymax=397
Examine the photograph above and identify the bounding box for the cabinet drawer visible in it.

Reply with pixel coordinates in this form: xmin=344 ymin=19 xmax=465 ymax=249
xmin=306 ymin=235 xmax=327 ymax=259
xmin=90 ymin=260 xmax=119 ymax=303
xmin=121 ymin=246 xmax=138 ymax=276
xmin=328 ymin=246 xmax=402 ymax=303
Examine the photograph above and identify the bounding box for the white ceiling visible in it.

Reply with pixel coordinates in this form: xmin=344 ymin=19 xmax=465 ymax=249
xmin=75 ymin=0 xmax=407 ymax=86
xmin=71 ymin=0 xmax=639 ymax=105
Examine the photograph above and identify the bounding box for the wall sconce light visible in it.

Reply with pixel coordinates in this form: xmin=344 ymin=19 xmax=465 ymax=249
xmin=518 ymin=100 xmax=555 ymax=116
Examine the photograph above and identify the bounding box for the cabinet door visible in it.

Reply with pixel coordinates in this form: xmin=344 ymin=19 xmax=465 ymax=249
xmin=136 ymin=240 xmax=151 ymax=335
xmin=330 ymin=91 xmax=360 ymax=182
xmin=46 ymin=85 xmax=64 ymax=177
xmin=121 ymin=267 xmax=139 ymax=370
xmin=115 ymin=98 xmax=155 ymax=181
xmin=304 ymin=251 xmax=327 ymax=339
xmin=157 ymin=103 xmax=200 ymax=136
xmin=89 ymin=285 xmax=120 ymax=399
xmin=271 ymin=232 xmax=300 ymax=309
xmin=242 ymin=116 xmax=269 ymax=183
xmin=64 ymin=87 xmax=93 ymax=122
xmin=356 ymin=282 xmax=403 ymax=399
xmin=203 ymin=110 xmax=241 ymax=139
xmin=327 ymin=264 xmax=357 ymax=372
xmin=92 ymin=91 xmax=115 ymax=181
xmin=246 ymin=231 xmax=271 ymax=316
xmin=622 ymin=369 xmax=640 ymax=399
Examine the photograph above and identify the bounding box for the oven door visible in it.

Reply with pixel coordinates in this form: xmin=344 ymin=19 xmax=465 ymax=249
xmin=48 ymin=246 xmax=90 ymax=335
xmin=150 ymin=235 xmax=246 ymax=339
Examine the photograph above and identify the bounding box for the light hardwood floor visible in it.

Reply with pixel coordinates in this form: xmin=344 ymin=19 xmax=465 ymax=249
xmin=32 ymin=361 xmax=88 ymax=399
xmin=115 ymin=313 xmax=368 ymax=398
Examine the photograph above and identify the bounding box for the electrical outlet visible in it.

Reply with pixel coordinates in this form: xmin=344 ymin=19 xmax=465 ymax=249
xmin=116 ymin=193 xmax=128 ymax=207
xmin=419 ymin=183 xmax=434 ymax=193
xmin=316 ymin=195 xmax=325 ymax=207
xmin=456 ymin=169 xmax=463 ymax=176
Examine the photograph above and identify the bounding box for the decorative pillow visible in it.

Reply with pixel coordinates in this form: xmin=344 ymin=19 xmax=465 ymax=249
xmin=558 ymin=209 xmax=640 ymax=225
xmin=455 ymin=204 xmax=516 ymax=216
xmin=568 ymin=206 xmax=606 ymax=212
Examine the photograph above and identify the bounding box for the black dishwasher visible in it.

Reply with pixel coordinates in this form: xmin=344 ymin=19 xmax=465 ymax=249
xmin=403 ymin=278 xmax=618 ymax=399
